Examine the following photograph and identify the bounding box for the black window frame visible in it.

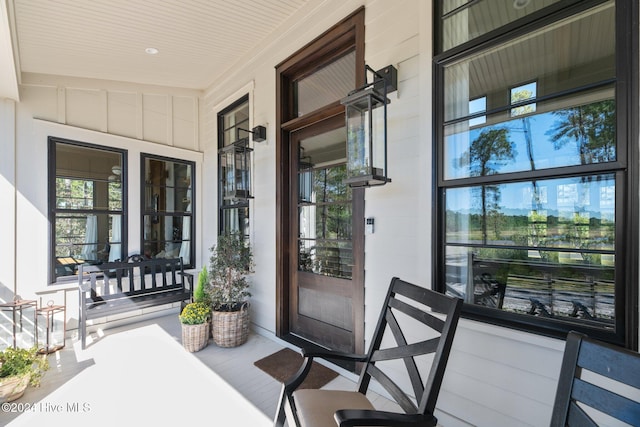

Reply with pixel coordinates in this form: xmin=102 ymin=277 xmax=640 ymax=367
xmin=217 ymin=95 xmax=250 ymax=238
xmin=140 ymin=153 xmax=195 ymax=269
xmin=48 ymin=136 xmax=128 ymax=283
xmin=433 ymin=0 xmax=639 ymax=349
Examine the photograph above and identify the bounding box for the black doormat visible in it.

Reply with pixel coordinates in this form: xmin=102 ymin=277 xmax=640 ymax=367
xmin=254 ymin=348 xmax=338 ymax=389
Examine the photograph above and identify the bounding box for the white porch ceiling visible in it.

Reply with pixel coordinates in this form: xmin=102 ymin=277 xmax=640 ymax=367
xmin=8 ymin=0 xmax=311 ymax=91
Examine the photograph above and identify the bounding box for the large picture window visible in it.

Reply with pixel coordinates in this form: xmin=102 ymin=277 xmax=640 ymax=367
xmin=434 ymin=0 xmax=637 ymax=347
xmin=218 ymin=96 xmax=250 ymax=238
xmin=141 ymin=154 xmax=194 ymax=267
xmin=49 ymin=138 xmax=126 ymax=282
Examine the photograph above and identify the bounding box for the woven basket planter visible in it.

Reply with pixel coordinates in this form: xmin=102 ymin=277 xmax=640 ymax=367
xmin=0 ymin=373 xmax=30 ymax=403
xmin=181 ymin=322 xmax=210 ymax=352
xmin=211 ymin=304 xmax=249 ymax=348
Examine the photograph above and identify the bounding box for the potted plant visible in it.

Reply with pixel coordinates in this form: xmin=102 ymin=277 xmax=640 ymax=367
xmin=194 ymin=266 xmax=211 ymax=306
xmin=0 ymin=346 xmax=49 ymax=403
xmin=207 ymin=233 xmax=253 ymax=347
xmin=179 ymin=301 xmax=211 ymax=352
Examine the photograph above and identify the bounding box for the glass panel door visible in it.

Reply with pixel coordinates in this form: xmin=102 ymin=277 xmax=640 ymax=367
xmin=290 ymin=119 xmax=363 ymax=353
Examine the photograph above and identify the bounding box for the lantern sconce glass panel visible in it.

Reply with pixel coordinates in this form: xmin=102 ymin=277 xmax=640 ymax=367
xmin=219 ymin=125 xmax=266 ymax=201
xmin=340 ymin=64 xmax=397 ymax=187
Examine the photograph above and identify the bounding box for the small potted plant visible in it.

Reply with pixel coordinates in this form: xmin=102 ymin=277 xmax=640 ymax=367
xmin=0 ymin=346 xmax=49 ymax=402
xmin=194 ymin=266 xmax=211 ymax=306
xmin=179 ymin=301 xmax=211 ymax=352
xmin=208 ymin=233 xmax=253 ymax=347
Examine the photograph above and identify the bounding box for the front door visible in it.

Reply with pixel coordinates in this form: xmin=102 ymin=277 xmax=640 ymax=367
xmin=289 ymin=115 xmax=364 ymax=353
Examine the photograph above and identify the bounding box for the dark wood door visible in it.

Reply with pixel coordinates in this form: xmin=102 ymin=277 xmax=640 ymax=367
xmin=288 ymin=116 xmax=364 ymax=353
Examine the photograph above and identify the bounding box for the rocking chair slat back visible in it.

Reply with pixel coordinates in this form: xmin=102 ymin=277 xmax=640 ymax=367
xmin=358 ymin=277 xmax=463 ymax=415
xmin=273 ymin=276 xmax=462 ymax=427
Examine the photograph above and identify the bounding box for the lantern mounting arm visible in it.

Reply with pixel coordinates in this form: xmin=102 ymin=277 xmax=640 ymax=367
xmin=364 ymin=64 xmax=398 ymax=95
xmin=236 ymin=125 xmax=267 ymax=142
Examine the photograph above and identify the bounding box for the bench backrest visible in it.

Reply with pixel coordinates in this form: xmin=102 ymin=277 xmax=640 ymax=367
xmin=358 ymin=277 xmax=463 ymax=415
xmin=79 ymin=258 xmax=187 ymax=298
xmin=550 ymin=331 xmax=640 ymax=426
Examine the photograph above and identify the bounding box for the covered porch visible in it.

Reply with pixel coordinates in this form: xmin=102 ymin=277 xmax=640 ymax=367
xmin=1 ymin=0 xmax=639 ymax=425
xmin=3 ymin=311 xmax=397 ymax=426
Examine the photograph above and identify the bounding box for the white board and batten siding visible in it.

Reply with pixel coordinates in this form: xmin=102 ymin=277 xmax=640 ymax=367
xmin=19 ymin=73 xmax=200 ymax=151
xmin=434 ymin=320 xmax=565 ymax=426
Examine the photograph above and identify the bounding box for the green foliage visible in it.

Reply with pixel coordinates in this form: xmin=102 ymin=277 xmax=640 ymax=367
xmin=179 ymin=302 xmax=211 ymax=325
xmin=460 ymin=127 xmax=516 ymax=177
xmin=194 ymin=267 xmax=210 ymax=304
xmin=0 ymin=346 xmax=49 ymax=387
xmin=547 ymin=99 xmax=616 ymax=164
xmin=208 ymin=233 xmax=253 ymax=311
xmin=54 ymin=173 xmax=123 ymax=261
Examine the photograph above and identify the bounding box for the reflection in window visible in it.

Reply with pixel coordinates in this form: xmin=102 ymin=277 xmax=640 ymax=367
xmin=510 ymin=81 xmax=537 ymax=117
xmin=443 ymin=2 xmax=616 ymax=179
xmin=445 ymin=96 xmax=616 ymax=179
xmin=446 ymin=175 xmax=615 ymax=250
xmin=142 ymin=155 xmax=194 ymax=267
xmin=443 ymin=3 xmax=615 ymax=124
xmin=298 ymin=165 xmax=353 ymax=279
xmin=446 ymin=246 xmax=615 ymax=324
xmin=440 ymin=0 xmax=564 ymax=52
xmin=218 ymin=96 xmax=250 ymax=238
xmin=297 ymin=128 xmax=353 ymax=280
xmin=436 ymin=0 xmax=627 ymax=339
xmin=50 ymin=139 xmax=126 ymax=281
xmin=469 ymin=96 xmax=486 ymax=127
xmin=444 ymin=174 xmax=616 ymax=326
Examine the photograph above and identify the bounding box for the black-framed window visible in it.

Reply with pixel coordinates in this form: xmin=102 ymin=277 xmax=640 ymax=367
xmin=141 ymin=154 xmax=194 ymax=268
xmin=49 ymin=137 xmax=127 ymax=282
xmin=218 ymin=95 xmax=250 ymax=238
xmin=434 ymin=0 xmax=638 ymax=348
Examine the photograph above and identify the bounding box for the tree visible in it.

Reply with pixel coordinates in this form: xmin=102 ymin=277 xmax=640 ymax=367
xmin=546 ymin=100 xmax=616 ymax=262
xmin=459 ymin=128 xmax=516 ymax=243
xmin=547 ymin=100 xmax=616 ymax=164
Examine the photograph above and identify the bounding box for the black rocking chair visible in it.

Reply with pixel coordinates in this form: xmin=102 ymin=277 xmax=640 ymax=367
xmin=273 ymin=276 xmax=463 ymax=427
xmin=550 ymin=331 xmax=640 ymax=426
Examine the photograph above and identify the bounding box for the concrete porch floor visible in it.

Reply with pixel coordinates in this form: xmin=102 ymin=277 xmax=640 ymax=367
xmin=1 ymin=312 xmax=393 ymax=427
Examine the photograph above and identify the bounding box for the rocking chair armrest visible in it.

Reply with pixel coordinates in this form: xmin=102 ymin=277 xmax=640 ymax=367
xmin=282 ymin=350 xmax=367 ymax=393
xmin=334 ymin=409 xmax=438 ymax=427
xmin=282 ymin=354 xmax=314 ymax=392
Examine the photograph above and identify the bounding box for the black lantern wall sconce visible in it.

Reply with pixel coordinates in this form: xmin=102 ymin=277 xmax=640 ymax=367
xmin=341 ymin=64 xmax=397 ymax=187
xmin=218 ymin=125 xmax=266 ymax=200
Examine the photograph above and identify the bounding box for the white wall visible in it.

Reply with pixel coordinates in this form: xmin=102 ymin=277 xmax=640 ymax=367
xmin=0 ymin=78 xmax=202 ymax=335
xmin=0 ymin=0 xmax=19 ymax=101
xmin=0 ymin=99 xmax=17 ymax=304
xmin=1 ymin=0 xmax=637 ymax=425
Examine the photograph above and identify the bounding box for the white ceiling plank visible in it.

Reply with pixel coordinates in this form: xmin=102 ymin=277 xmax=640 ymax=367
xmin=11 ymin=0 xmax=312 ymax=89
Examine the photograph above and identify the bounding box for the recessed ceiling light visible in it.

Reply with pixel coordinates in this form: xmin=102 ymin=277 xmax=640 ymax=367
xmin=145 ymin=47 xmax=159 ymax=55
xmin=513 ymin=0 xmax=531 ymax=9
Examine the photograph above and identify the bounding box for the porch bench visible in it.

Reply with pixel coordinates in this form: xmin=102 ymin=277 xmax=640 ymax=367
xmin=78 ymin=258 xmax=193 ymax=349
